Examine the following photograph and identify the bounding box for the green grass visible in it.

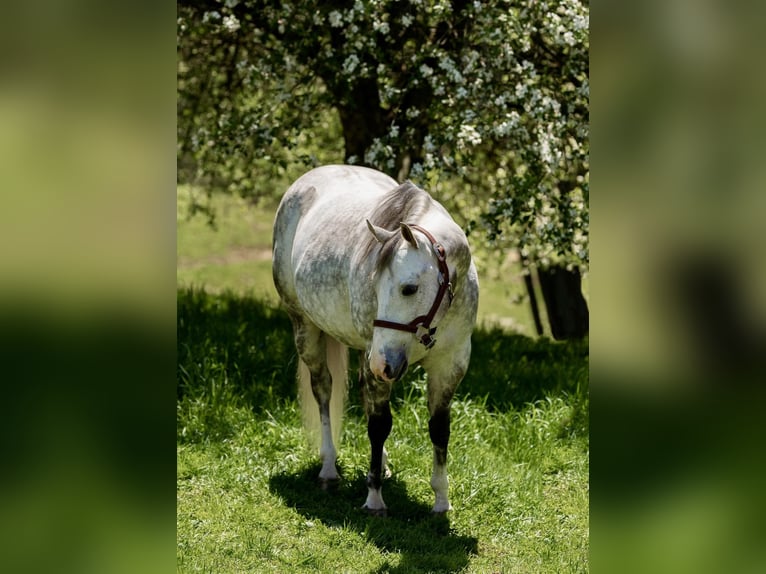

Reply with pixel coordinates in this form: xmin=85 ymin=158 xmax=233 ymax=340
xmin=177 ymin=185 xmax=588 ymax=572
xmin=177 ymin=186 xmax=280 ymax=304
xmin=177 ymin=289 xmax=589 ymax=573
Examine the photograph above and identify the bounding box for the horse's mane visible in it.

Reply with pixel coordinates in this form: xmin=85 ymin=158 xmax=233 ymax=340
xmin=361 ymin=181 xmax=433 ymax=271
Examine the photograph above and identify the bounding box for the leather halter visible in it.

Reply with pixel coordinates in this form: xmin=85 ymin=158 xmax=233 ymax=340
xmin=373 ymin=224 xmax=454 ymax=349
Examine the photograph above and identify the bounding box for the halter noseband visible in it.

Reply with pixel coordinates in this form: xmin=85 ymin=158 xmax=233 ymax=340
xmin=372 ymin=224 xmax=454 ymax=349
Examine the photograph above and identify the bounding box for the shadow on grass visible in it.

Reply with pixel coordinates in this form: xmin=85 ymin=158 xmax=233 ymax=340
xmin=268 ymin=463 xmax=478 ymax=574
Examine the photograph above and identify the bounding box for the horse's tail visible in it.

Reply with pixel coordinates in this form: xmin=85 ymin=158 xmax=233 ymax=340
xmin=297 ymin=335 xmax=348 ymax=453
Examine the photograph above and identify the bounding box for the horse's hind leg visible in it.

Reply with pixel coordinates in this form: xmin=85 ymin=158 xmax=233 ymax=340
xmin=291 ymin=315 xmax=339 ymax=483
xmin=359 ymin=354 xmax=392 ymax=515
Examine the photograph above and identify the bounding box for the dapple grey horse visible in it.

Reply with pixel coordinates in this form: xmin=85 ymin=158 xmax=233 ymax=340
xmin=272 ymin=165 xmax=478 ymax=514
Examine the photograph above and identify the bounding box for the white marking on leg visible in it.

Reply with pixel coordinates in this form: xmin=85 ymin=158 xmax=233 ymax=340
xmin=431 ymin=463 xmax=451 ymax=513
xmin=318 ymin=412 xmax=339 ymax=480
xmin=363 ymin=487 xmax=387 ymax=511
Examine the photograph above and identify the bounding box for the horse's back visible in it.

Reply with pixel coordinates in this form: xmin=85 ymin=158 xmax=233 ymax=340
xmin=288 ymin=165 xmax=397 ymax=198
xmin=283 ymin=165 xmax=396 ymax=222
xmin=274 ymin=164 xmax=396 ymax=259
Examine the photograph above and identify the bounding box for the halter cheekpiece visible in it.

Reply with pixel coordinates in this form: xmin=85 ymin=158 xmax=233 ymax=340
xmin=373 ymin=224 xmax=454 ymax=349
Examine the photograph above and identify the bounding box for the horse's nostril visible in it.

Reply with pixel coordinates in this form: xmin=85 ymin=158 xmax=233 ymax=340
xmin=383 ymin=358 xmax=408 ymax=381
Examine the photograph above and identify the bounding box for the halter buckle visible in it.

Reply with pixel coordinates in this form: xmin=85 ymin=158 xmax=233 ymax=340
xmin=439 ymin=274 xmax=454 ymax=306
xmin=415 ymin=324 xmax=437 ymax=349
xmin=433 ymin=243 xmax=446 ymax=261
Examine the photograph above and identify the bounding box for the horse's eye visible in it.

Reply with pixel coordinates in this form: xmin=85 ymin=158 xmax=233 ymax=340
xmin=401 ymin=284 xmax=419 ymax=296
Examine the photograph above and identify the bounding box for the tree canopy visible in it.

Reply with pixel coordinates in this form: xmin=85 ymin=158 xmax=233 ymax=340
xmin=177 ymin=0 xmax=589 ymax=268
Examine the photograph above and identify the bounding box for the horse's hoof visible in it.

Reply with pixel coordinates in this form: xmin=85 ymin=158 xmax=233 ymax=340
xmin=362 ymin=505 xmax=388 ymax=517
xmin=431 ymin=504 xmax=452 ymax=515
xmin=318 ymin=477 xmax=340 ymax=491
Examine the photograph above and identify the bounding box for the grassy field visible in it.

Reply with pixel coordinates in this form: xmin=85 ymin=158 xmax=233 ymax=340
xmin=177 ymin=186 xmax=589 ymax=572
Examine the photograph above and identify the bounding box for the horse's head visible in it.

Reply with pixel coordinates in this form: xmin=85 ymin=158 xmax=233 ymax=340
xmin=365 ymin=220 xmax=450 ymax=382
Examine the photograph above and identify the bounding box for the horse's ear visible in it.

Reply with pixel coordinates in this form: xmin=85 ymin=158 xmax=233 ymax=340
xmin=400 ymin=222 xmax=418 ymax=249
xmin=366 ymin=219 xmax=396 ymax=243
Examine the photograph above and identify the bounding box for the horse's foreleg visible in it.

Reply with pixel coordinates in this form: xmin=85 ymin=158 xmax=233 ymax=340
xmin=360 ymin=356 xmax=392 ymax=514
xmin=364 ymin=401 xmax=392 ymax=515
xmin=425 ymin=347 xmax=469 ymax=514
xmin=428 ymin=405 xmax=452 ymax=513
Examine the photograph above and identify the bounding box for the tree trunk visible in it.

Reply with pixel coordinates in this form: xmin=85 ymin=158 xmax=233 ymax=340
xmin=522 ymin=271 xmax=545 ymax=337
xmin=333 ymin=78 xmax=387 ymax=169
xmin=537 ymin=265 xmax=589 ymax=340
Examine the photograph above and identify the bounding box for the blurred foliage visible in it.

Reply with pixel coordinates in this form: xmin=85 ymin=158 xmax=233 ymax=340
xmin=177 ymin=0 xmax=589 ymax=268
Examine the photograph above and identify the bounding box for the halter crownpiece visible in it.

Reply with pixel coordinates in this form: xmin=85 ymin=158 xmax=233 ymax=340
xmin=373 ymin=224 xmax=454 ymax=349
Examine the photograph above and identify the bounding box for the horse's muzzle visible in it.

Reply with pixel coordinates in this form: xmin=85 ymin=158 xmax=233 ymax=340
xmin=372 ymin=349 xmax=408 ymax=382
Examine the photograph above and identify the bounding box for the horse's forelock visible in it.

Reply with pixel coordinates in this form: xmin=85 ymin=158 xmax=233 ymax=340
xmin=369 ymin=181 xmax=430 ymax=230
xmin=361 ymin=181 xmax=432 ymax=273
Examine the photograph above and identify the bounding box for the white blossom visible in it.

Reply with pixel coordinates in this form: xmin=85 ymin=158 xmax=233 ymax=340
xmin=457 ymin=124 xmax=482 ymax=148
xmin=328 ymin=10 xmax=343 ymax=27
xmin=494 ymin=111 xmax=520 ymax=137
xmin=373 ymin=20 xmax=390 ymax=35
xmin=202 ymin=10 xmax=220 ymax=23
xmin=222 ymin=14 xmax=240 ymax=32
xmin=342 ymin=54 xmax=360 ymax=75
